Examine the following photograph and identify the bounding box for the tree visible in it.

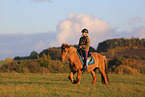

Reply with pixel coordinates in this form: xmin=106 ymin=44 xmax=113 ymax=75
xmin=37 ymin=53 xmax=51 ymax=74
xmin=29 ymin=51 xmax=38 ymax=59
xmin=6 ymin=57 xmax=13 ymax=73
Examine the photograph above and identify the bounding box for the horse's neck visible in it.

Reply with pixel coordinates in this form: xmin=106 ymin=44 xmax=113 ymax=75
xmin=68 ymin=50 xmax=79 ymax=65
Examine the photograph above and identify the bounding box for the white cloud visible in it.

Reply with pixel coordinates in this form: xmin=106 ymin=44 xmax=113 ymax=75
xmin=0 ymin=13 xmax=144 ymax=60
xmin=136 ymin=27 xmax=145 ymax=39
xmin=116 ymin=26 xmax=145 ymax=39
xmin=51 ymin=13 xmax=113 ymax=47
xmin=128 ymin=17 xmax=144 ymax=25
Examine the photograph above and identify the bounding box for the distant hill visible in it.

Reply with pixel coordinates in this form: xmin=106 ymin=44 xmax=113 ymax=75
xmin=39 ymin=45 xmax=96 ymax=60
xmin=116 ymin=48 xmax=145 ymax=58
xmin=97 ymin=38 xmax=145 ymax=52
xmin=39 ymin=48 xmax=61 ymax=60
xmin=13 ymin=37 xmax=145 ymax=60
xmin=14 ymin=45 xmax=96 ymax=60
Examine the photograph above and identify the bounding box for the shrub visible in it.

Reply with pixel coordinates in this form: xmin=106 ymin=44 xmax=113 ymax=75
xmin=121 ymin=58 xmax=137 ymax=68
xmin=131 ymin=55 xmax=139 ymax=60
xmin=0 ymin=64 xmax=8 ymax=72
xmin=108 ymin=57 xmax=122 ymax=72
xmin=141 ymin=56 xmax=145 ymax=60
xmin=15 ymin=60 xmax=29 ymax=73
xmin=139 ymin=65 xmax=145 ymax=74
xmin=28 ymin=61 xmax=41 ymax=73
xmin=37 ymin=53 xmax=51 ymax=68
xmin=108 ymin=56 xmax=140 ymax=73
xmin=115 ymin=65 xmax=138 ymax=74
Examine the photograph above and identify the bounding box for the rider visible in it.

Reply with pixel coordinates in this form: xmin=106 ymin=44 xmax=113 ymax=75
xmin=78 ymin=29 xmax=90 ymax=71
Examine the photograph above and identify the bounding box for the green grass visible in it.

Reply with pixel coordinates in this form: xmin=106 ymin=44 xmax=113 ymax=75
xmin=0 ymin=73 xmax=145 ymax=97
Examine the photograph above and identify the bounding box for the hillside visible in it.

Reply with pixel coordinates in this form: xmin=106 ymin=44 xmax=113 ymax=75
xmin=103 ymin=48 xmax=145 ymax=58
xmin=1 ymin=38 xmax=145 ymax=74
xmin=14 ymin=45 xmax=96 ymax=60
xmin=116 ymin=48 xmax=145 ymax=67
xmin=116 ymin=48 xmax=145 ymax=58
xmin=97 ymin=38 xmax=145 ymax=52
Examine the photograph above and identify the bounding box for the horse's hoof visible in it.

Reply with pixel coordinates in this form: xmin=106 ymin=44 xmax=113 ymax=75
xmin=92 ymin=82 xmax=96 ymax=84
xmin=105 ymin=82 xmax=109 ymax=85
xmin=73 ymin=80 xmax=77 ymax=84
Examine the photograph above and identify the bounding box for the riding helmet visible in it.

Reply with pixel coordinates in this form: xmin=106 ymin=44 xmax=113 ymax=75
xmin=81 ymin=29 xmax=89 ymax=33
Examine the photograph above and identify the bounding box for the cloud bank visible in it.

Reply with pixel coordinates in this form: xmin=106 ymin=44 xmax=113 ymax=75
xmin=0 ymin=13 xmax=144 ymax=60
xmin=134 ymin=27 xmax=145 ymax=38
xmin=0 ymin=33 xmax=56 ymax=60
xmin=51 ymin=13 xmax=113 ymax=47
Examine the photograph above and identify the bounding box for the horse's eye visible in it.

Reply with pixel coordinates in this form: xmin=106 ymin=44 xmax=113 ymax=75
xmin=61 ymin=49 xmax=67 ymax=52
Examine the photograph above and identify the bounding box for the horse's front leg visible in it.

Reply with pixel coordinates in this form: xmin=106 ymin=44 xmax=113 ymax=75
xmin=68 ymin=71 xmax=76 ymax=84
xmin=76 ymin=69 xmax=82 ymax=84
xmin=91 ymin=70 xmax=97 ymax=84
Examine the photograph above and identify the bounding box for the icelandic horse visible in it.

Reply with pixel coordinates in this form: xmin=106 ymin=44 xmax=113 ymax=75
xmin=60 ymin=43 xmax=109 ymax=84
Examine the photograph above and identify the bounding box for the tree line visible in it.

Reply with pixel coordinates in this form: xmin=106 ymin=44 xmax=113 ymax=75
xmin=0 ymin=54 xmax=70 ymax=74
xmin=97 ymin=37 xmax=145 ymax=52
xmin=0 ymin=38 xmax=145 ymax=74
xmin=1 ymin=54 xmax=145 ymax=74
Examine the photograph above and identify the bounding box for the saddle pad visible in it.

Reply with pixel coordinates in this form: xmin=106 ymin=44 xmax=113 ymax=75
xmin=77 ymin=52 xmax=95 ymax=65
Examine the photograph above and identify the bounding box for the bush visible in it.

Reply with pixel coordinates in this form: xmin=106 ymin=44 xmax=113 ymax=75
xmin=115 ymin=65 xmax=138 ymax=74
xmin=28 ymin=61 xmax=41 ymax=73
xmin=15 ymin=60 xmax=29 ymax=73
xmin=131 ymin=55 xmax=139 ymax=60
xmin=0 ymin=64 xmax=8 ymax=72
xmin=139 ymin=65 xmax=145 ymax=74
xmin=141 ymin=56 xmax=145 ymax=60
xmin=108 ymin=57 xmax=139 ymax=73
xmin=121 ymin=58 xmax=137 ymax=68
xmin=108 ymin=57 xmax=122 ymax=72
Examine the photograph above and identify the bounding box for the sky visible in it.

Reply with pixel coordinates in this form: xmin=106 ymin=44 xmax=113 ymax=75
xmin=0 ymin=0 xmax=145 ymax=60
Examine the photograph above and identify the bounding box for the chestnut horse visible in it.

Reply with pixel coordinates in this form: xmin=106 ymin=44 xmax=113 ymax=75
xmin=60 ymin=43 xmax=109 ymax=84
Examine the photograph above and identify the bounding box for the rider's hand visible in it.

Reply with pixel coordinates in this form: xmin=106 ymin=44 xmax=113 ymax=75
xmin=79 ymin=46 xmax=82 ymax=48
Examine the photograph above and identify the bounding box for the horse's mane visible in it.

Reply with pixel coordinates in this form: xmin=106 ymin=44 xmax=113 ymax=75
xmin=61 ymin=43 xmax=71 ymax=49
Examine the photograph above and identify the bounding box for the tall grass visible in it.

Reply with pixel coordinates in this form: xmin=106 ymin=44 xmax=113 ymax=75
xmin=0 ymin=73 xmax=145 ymax=97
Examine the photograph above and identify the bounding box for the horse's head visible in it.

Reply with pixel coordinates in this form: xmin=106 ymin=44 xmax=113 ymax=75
xmin=60 ymin=43 xmax=76 ymax=62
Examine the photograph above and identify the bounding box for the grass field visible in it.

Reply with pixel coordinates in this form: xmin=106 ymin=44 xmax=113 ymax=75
xmin=0 ymin=73 xmax=145 ymax=97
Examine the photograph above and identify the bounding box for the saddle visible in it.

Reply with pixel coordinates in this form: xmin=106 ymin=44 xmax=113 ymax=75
xmin=77 ymin=49 xmax=95 ymax=65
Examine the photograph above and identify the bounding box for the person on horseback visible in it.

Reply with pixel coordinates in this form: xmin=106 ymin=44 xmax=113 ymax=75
xmin=78 ymin=28 xmax=90 ymax=71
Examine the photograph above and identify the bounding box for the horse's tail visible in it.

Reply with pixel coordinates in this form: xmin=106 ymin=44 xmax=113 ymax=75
xmin=104 ymin=56 xmax=109 ymax=83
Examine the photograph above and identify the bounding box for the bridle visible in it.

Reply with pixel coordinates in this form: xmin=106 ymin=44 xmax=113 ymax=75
xmin=62 ymin=48 xmax=76 ymax=59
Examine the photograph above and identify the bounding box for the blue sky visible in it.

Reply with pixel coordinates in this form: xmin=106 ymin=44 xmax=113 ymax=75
xmin=0 ymin=0 xmax=145 ymax=60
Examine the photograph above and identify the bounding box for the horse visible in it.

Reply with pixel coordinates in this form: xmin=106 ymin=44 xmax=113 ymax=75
xmin=60 ymin=43 xmax=109 ymax=84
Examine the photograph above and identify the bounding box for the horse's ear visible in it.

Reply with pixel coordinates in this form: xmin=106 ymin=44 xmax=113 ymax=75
xmin=61 ymin=43 xmax=65 ymax=49
xmin=62 ymin=43 xmax=65 ymax=46
xmin=61 ymin=43 xmax=71 ymax=49
xmin=67 ymin=44 xmax=71 ymax=47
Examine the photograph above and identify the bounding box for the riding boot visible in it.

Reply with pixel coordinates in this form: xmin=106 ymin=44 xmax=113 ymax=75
xmin=83 ymin=60 xmax=86 ymax=70
xmin=83 ymin=59 xmax=88 ymax=71
xmin=82 ymin=50 xmax=88 ymax=71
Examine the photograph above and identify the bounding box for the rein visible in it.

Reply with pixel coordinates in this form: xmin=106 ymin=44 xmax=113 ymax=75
xmin=65 ymin=50 xmax=76 ymax=59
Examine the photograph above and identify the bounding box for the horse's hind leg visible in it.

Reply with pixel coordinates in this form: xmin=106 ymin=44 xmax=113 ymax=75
xmin=99 ymin=69 xmax=109 ymax=84
xmin=68 ymin=71 xmax=76 ymax=84
xmin=91 ymin=70 xmax=97 ymax=84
